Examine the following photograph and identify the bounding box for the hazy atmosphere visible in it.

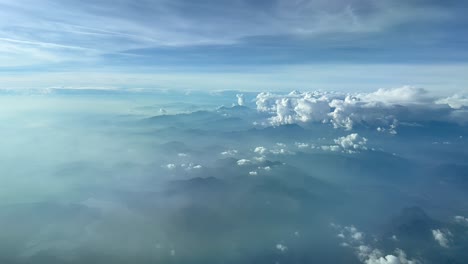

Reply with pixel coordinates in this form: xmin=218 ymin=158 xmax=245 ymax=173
xmin=1 ymin=1 xmax=467 ymax=264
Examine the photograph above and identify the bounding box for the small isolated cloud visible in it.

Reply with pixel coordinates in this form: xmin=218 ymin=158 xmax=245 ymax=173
xmin=334 ymin=133 xmax=368 ymax=153
xmin=181 ymin=163 xmax=203 ymax=170
xmin=254 ymin=146 xmax=268 ymax=155
xmin=321 ymin=145 xmax=341 ymax=152
xmin=178 ymin=153 xmax=189 ymax=157
xmin=237 ymin=159 xmax=251 ymax=166
xmin=236 ymin=94 xmax=245 ymax=106
xmin=221 ymin=149 xmax=238 ymax=156
xmin=454 ymin=215 xmax=468 ymax=224
xmin=332 ymin=224 xmax=419 ymax=264
xmin=249 ymin=171 xmax=258 ymax=176
xmin=358 ymin=246 xmax=418 ymax=264
xmin=322 ymin=133 xmax=368 ymax=154
xmin=259 ymin=166 xmax=271 ymax=171
xmin=432 ymin=229 xmax=452 ymax=248
xmin=166 ymin=163 xmax=176 ymax=170
xmin=276 ymin=244 xmax=287 ymax=252
xmin=270 ymin=148 xmax=293 ymax=155
xmin=295 ymin=142 xmax=309 ymax=149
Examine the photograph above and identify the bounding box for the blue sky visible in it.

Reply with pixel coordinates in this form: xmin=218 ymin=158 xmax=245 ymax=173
xmin=1 ymin=0 xmax=467 ymax=92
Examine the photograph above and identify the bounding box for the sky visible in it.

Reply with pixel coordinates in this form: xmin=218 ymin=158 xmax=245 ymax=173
xmin=1 ymin=2 xmax=468 ymax=262
xmin=1 ymin=0 xmax=468 ymax=92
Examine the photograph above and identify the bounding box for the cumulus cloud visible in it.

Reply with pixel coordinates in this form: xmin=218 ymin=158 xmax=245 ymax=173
xmin=321 ymin=145 xmax=341 ymax=152
xmin=295 ymin=142 xmax=310 ymax=149
xmin=166 ymin=163 xmax=176 ymax=170
xmin=359 ymin=86 xmax=432 ymax=105
xmin=221 ymin=149 xmax=238 ymax=156
xmin=182 ymin=163 xmax=203 ymax=170
xmin=259 ymin=166 xmax=271 ymax=171
xmin=256 ymin=91 xmax=330 ymax=126
xmin=254 ymin=146 xmax=268 ymax=155
xmin=249 ymin=171 xmax=258 ymax=176
xmin=255 ymin=86 xmax=466 ymax=132
xmin=236 ymin=94 xmax=245 ymax=106
xmin=436 ymin=94 xmax=468 ymax=109
xmin=332 ymin=224 xmax=419 ymax=264
xmin=276 ymin=243 xmax=287 ymax=252
xmin=237 ymin=159 xmax=251 ymax=166
xmin=358 ymin=246 xmax=419 ymax=264
xmin=454 ymin=215 xmax=468 ymax=224
xmin=334 ymin=133 xmax=368 ymax=153
xmin=321 ymin=133 xmax=368 ymax=154
xmin=432 ymin=229 xmax=452 ymax=248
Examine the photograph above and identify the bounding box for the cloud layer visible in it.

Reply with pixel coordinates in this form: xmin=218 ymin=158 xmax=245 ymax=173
xmin=256 ymin=86 xmax=468 ymax=131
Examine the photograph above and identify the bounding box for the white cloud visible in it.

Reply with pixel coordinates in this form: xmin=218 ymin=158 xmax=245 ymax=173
xmin=276 ymin=243 xmax=287 ymax=252
xmin=221 ymin=149 xmax=238 ymax=156
xmin=334 ymin=133 xmax=368 ymax=153
xmin=178 ymin=153 xmax=189 ymax=157
xmin=254 ymin=146 xmax=268 ymax=155
xmin=236 ymin=94 xmax=245 ymax=106
xmin=454 ymin=215 xmax=468 ymax=224
xmin=237 ymin=159 xmax=251 ymax=166
xmin=359 ymin=86 xmax=432 ymax=105
xmin=182 ymin=163 xmax=203 ymax=170
xmin=358 ymin=247 xmax=418 ymax=264
xmin=249 ymin=171 xmax=258 ymax=176
xmin=432 ymin=229 xmax=452 ymax=248
xmin=332 ymin=224 xmax=419 ymax=264
xmin=256 ymin=91 xmax=330 ymax=126
xmin=321 ymin=145 xmax=340 ymax=152
xmin=320 ymin=133 xmax=368 ymax=153
xmin=166 ymin=163 xmax=176 ymax=170
xmin=270 ymin=148 xmax=293 ymax=155
xmin=295 ymin=142 xmax=310 ymax=148
xmin=259 ymin=166 xmax=271 ymax=171
xmin=436 ymin=94 xmax=468 ymax=109
xmin=255 ymin=87 xmax=466 ymax=132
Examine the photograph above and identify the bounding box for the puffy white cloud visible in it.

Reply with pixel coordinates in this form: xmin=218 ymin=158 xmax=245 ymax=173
xmin=295 ymin=142 xmax=309 ymax=148
xmin=334 ymin=133 xmax=368 ymax=153
xmin=358 ymin=247 xmax=419 ymax=264
xmin=321 ymin=133 xmax=368 ymax=154
xmin=432 ymin=229 xmax=452 ymax=248
xmin=182 ymin=163 xmax=203 ymax=170
xmin=236 ymin=94 xmax=245 ymax=106
xmin=359 ymin=86 xmax=432 ymax=105
xmin=221 ymin=149 xmax=238 ymax=156
xmin=436 ymin=94 xmax=468 ymax=109
xmin=237 ymin=159 xmax=251 ymax=166
xmin=256 ymin=91 xmax=331 ymax=125
xmin=276 ymin=243 xmax=287 ymax=252
xmin=454 ymin=215 xmax=468 ymax=224
xmin=321 ymin=145 xmax=341 ymax=152
xmin=249 ymin=171 xmax=258 ymax=176
xmin=255 ymin=87 xmax=466 ymax=132
xmin=332 ymin=224 xmax=419 ymax=264
xmin=254 ymin=146 xmax=268 ymax=155
xmin=270 ymin=148 xmax=293 ymax=155
xmin=178 ymin=153 xmax=189 ymax=157
xmin=166 ymin=163 xmax=176 ymax=170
